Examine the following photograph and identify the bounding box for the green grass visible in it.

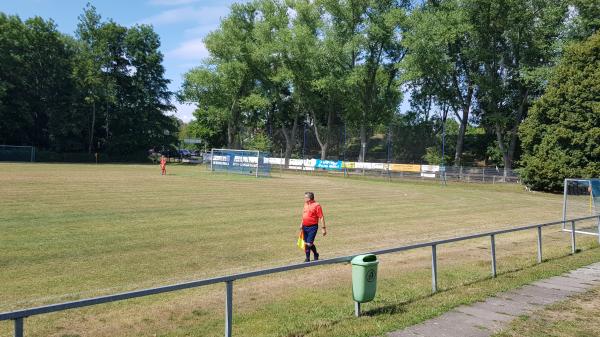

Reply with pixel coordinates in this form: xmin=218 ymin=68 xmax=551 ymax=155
xmin=493 ymin=285 xmax=600 ymax=337
xmin=0 ymin=163 xmax=598 ymax=336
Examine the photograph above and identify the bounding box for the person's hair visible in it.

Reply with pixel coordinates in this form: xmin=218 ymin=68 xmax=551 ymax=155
xmin=304 ymin=192 xmax=314 ymax=200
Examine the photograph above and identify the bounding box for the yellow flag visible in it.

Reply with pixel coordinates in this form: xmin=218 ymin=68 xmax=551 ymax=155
xmin=297 ymin=230 xmax=305 ymax=250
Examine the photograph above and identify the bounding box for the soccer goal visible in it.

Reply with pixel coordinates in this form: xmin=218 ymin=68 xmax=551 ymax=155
xmin=562 ymin=178 xmax=600 ymax=236
xmin=210 ymin=149 xmax=271 ymax=177
xmin=0 ymin=145 xmax=35 ymax=162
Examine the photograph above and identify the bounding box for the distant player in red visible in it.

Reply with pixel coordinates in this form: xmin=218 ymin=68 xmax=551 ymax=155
xmin=160 ymin=155 xmax=167 ymax=175
xmin=300 ymin=192 xmax=326 ymax=262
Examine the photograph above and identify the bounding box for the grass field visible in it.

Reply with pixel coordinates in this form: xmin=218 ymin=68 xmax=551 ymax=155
xmin=1 ymin=163 xmax=599 ymax=337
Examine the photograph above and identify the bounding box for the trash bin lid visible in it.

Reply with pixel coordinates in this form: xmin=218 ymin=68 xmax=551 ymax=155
xmin=351 ymin=254 xmax=378 ymax=266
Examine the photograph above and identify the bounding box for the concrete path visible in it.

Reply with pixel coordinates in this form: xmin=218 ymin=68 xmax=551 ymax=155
xmin=385 ymin=262 xmax=600 ymax=337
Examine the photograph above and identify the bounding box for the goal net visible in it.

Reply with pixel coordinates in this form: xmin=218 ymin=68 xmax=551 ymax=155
xmin=562 ymin=178 xmax=600 ymax=235
xmin=210 ymin=149 xmax=271 ymax=177
xmin=0 ymin=145 xmax=35 ymax=162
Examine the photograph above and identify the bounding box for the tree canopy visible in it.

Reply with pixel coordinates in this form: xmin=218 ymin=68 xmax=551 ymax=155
xmin=0 ymin=5 xmax=177 ymax=157
xmin=519 ymin=32 xmax=600 ymax=191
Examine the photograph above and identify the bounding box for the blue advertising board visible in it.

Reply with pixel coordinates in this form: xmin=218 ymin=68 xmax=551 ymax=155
xmin=315 ymin=160 xmax=343 ymax=170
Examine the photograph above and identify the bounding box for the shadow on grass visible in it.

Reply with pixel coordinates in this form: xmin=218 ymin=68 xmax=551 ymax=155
xmin=361 ymin=249 xmax=591 ymax=317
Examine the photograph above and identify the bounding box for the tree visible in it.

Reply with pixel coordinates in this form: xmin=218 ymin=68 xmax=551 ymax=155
xmin=403 ymin=0 xmax=477 ymax=167
xmin=0 ymin=14 xmax=75 ymax=149
xmin=519 ymin=32 xmax=600 ymax=192
xmin=201 ymin=2 xmax=260 ymax=149
xmin=181 ymin=67 xmax=235 ymax=149
xmin=566 ymin=0 xmax=600 ymax=40
xmin=329 ymin=0 xmax=407 ymax=162
xmin=472 ymin=0 xmax=567 ymax=174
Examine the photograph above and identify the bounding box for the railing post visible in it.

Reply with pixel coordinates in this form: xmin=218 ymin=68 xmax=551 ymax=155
xmin=225 ymin=280 xmax=233 ymax=337
xmin=490 ymin=235 xmax=497 ymax=278
xmin=14 ymin=318 xmax=23 ymax=337
xmin=597 ymin=216 xmax=600 ymax=245
xmin=571 ymin=220 xmax=576 ymax=254
xmin=537 ymin=226 xmax=543 ymax=263
xmin=431 ymin=245 xmax=438 ymax=293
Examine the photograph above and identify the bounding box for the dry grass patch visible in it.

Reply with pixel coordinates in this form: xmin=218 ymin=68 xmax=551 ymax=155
xmin=494 ymin=286 xmax=600 ymax=337
xmin=1 ymin=163 xmax=595 ymax=336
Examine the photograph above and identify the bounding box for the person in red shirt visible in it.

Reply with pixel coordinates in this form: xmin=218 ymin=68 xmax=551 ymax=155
xmin=300 ymin=192 xmax=326 ymax=262
xmin=160 ymin=155 xmax=167 ymax=175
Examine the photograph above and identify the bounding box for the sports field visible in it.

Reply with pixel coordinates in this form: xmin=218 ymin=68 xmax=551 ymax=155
xmin=1 ymin=163 xmax=599 ymax=337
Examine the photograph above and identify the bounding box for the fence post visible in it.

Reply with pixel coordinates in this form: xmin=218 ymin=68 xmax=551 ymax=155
xmin=14 ymin=318 xmax=23 ymax=337
xmin=598 ymin=216 xmax=600 ymax=243
xmin=490 ymin=235 xmax=497 ymax=278
xmin=537 ymin=226 xmax=543 ymax=263
xmin=431 ymin=245 xmax=438 ymax=293
xmin=598 ymin=216 xmax=600 ymax=245
xmin=225 ymin=281 xmax=233 ymax=337
xmin=255 ymin=150 xmax=259 ymax=178
xmin=571 ymin=221 xmax=577 ymax=254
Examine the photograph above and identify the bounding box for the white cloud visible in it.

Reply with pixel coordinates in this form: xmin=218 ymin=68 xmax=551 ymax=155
xmin=138 ymin=5 xmax=229 ymax=26
xmin=170 ymin=102 xmax=196 ymax=122
xmin=166 ymin=38 xmax=209 ymax=61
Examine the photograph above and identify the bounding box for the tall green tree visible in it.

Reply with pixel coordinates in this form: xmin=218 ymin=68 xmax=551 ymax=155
xmin=202 ymin=2 xmax=259 ymax=149
xmin=519 ymin=32 xmax=600 ymax=191
xmin=0 ymin=14 xmax=75 ymax=149
xmin=472 ymin=0 xmax=567 ymax=173
xmin=403 ymin=0 xmax=477 ymax=166
xmin=327 ymin=0 xmax=407 ymax=162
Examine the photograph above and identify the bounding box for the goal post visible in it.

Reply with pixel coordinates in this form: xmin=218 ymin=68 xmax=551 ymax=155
xmin=0 ymin=145 xmax=35 ymax=162
xmin=210 ymin=149 xmax=271 ymax=177
xmin=562 ymin=178 xmax=600 ymax=236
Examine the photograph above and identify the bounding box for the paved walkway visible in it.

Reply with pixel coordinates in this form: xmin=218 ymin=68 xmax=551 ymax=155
xmin=385 ymin=262 xmax=600 ymax=337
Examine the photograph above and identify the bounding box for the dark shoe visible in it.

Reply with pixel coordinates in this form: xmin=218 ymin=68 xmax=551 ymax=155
xmin=314 ymin=253 xmax=319 ymax=261
xmin=304 ymin=258 xmax=310 ymax=263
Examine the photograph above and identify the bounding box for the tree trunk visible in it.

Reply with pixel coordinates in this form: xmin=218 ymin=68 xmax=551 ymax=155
xmin=313 ymin=108 xmax=334 ymax=160
xmin=506 ymin=89 xmax=528 ymax=173
xmin=227 ymin=99 xmax=240 ymax=149
xmin=281 ymin=115 xmax=298 ymax=168
xmin=453 ymin=85 xmax=473 ymax=167
xmin=105 ymin=99 xmax=110 ymax=144
xmin=88 ymin=101 xmax=95 ymax=154
xmin=358 ymin=122 xmax=367 ymax=162
xmin=227 ymin=121 xmax=235 ymax=149
xmin=494 ymin=123 xmax=511 ymax=177
xmin=454 ymin=114 xmax=467 ymax=166
xmin=495 ymin=89 xmax=528 ymax=176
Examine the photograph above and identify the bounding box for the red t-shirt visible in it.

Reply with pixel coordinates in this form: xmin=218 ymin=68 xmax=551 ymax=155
xmin=160 ymin=158 xmax=166 ymax=168
xmin=302 ymin=200 xmax=323 ymax=226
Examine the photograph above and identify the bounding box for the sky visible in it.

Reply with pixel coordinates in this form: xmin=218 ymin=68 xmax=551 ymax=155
xmin=0 ymin=0 xmax=239 ymax=122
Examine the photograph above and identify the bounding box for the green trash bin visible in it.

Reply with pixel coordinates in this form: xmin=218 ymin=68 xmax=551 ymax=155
xmin=351 ymin=254 xmax=378 ymax=303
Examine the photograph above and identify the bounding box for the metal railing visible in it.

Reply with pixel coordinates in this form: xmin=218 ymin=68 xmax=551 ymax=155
xmin=2 ymin=215 xmax=600 ymax=337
